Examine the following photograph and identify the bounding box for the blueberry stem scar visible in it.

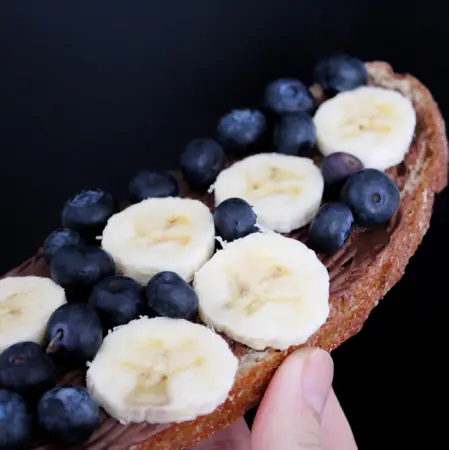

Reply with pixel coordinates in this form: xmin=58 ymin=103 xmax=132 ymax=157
xmin=46 ymin=329 xmax=63 ymax=354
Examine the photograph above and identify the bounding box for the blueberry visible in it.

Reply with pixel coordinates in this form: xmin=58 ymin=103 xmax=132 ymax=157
xmin=273 ymin=113 xmax=316 ymax=156
xmin=146 ymin=271 xmax=198 ymax=320
xmin=0 ymin=342 xmax=57 ymax=401
xmin=264 ymin=78 xmax=315 ymax=115
xmin=0 ymin=389 xmax=33 ymax=450
xmin=44 ymin=303 xmax=103 ymax=367
xmin=180 ymin=138 xmax=226 ymax=188
xmin=214 ymin=198 xmax=257 ymax=242
xmin=43 ymin=228 xmax=84 ymax=264
xmin=88 ymin=275 xmax=144 ymax=331
xmin=308 ymin=203 xmax=354 ymax=254
xmin=128 ymin=170 xmax=179 ymax=203
xmin=61 ymin=188 xmax=118 ymax=241
xmin=341 ymin=169 xmax=400 ymax=227
xmin=217 ymin=109 xmax=266 ymax=150
xmin=50 ymin=244 xmax=115 ymax=298
xmin=37 ymin=385 xmax=100 ymax=446
xmin=321 ymin=152 xmax=364 ymax=186
xmin=314 ymin=53 xmax=368 ymax=97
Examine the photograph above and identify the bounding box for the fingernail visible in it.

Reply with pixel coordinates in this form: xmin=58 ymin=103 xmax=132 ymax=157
xmin=300 ymin=348 xmax=334 ymax=415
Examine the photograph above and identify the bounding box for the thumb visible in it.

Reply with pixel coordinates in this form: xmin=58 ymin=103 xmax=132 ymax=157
xmin=251 ymin=347 xmax=333 ymax=450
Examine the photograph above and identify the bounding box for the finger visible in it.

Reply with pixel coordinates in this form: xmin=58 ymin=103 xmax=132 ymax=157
xmin=251 ymin=347 xmax=334 ymax=450
xmin=321 ymin=388 xmax=358 ymax=450
xmin=189 ymin=417 xmax=251 ymax=450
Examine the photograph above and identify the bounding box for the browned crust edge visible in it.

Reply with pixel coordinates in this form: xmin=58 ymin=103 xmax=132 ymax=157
xmin=135 ymin=62 xmax=448 ymax=450
xmin=1 ymin=62 xmax=445 ymax=450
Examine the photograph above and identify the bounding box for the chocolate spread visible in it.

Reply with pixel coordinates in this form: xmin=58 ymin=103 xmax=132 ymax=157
xmin=4 ymin=141 xmax=412 ymax=449
xmin=2 ymin=78 xmax=422 ymax=449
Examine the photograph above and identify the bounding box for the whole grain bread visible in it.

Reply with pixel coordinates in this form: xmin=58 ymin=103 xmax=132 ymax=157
xmin=141 ymin=64 xmax=449 ymax=450
xmin=4 ymin=62 xmax=448 ymax=450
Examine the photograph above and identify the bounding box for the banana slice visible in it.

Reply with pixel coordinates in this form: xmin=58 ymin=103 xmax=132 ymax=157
xmin=313 ymin=86 xmax=416 ymax=171
xmin=0 ymin=276 xmax=66 ymax=353
xmin=194 ymin=232 xmax=329 ymax=350
xmin=213 ymin=153 xmax=324 ymax=233
xmin=101 ymin=197 xmax=215 ymax=284
xmin=86 ymin=316 xmax=238 ymax=424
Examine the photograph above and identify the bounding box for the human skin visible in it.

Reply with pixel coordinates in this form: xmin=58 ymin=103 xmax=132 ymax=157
xmin=191 ymin=348 xmax=358 ymax=450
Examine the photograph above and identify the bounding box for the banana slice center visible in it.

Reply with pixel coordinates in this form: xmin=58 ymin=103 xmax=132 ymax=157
xmin=0 ymin=292 xmax=29 ymax=328
xmin=124 ymin=358 xmax=169 ymax=406
xmin=341 ymin=102 xmax=393 ymax=138
xmin=132 ymin=214 xmax=191 ymax=247
xmin=245 ymin=166 xmax=304 ymax=202
xmin=122 ymin=338 xmax=204 ymax=406
xmin=224 ymin=254 xmax=299 ymax=316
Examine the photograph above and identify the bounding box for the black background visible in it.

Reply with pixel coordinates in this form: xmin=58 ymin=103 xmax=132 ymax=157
xmin=0 ymin=2 xmax=447 ymax=449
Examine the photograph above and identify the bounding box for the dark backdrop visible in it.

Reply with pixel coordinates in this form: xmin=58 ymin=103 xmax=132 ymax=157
xmin=1 ymin=2 xmax=447 ymax=449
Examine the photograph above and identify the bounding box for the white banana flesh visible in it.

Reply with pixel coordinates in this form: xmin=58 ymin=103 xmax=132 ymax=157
xmin=213 ymin=153 xmax=324 ymax=233
xmin=194 ymin=232 xmax=329 ymax=351
xmin=86 ymin=317 xmax=238 ymax=424
xmin=101 ymin=197 xmax=215 ymax=284
xmin=313 ymin=86 xmax=416 ymax=171
xmin=0 ymin=276 xmax=66 ymax=353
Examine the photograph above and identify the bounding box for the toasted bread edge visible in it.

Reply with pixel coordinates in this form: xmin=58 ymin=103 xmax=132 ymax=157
xmin=140 ymin=62 xmax=448 ymax=450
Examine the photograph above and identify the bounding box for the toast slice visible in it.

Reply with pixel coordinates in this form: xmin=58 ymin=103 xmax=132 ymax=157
xmin=5 ymin=62 xmax=448 ymax=450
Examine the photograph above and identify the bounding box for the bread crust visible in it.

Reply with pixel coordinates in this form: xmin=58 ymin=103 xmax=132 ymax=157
xmin=135 ymin=62 xmax=449 ymax=450
xmin=2 ymin=62 xmax=447 ymax=450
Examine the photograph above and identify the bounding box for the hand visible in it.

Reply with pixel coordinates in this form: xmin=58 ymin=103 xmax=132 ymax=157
xmin=191 ymin=347 xmax=357 ymax=449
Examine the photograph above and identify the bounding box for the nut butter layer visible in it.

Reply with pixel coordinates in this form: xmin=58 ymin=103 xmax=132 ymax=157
xmin=3 ymin=61 xmax=447 ymax=450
